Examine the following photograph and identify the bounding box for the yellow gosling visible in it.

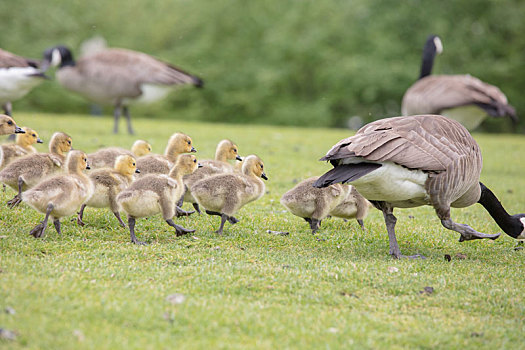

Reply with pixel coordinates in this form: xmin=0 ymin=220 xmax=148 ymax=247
xmin=0 ymin=132 xmax=72 ymax=207
xmin=0 ymin=114 xmax=24 ymax=135
xmin=22 ymin=150 xmax=94 ymax=238
xmin=191 ymin=154 xmax=267 ymax=234
xmin=116 ymin=154 xmax=199 ymax=245
xmin=136 ymin=133 xmax=195 ymax=176
xmin=78 ymin=155 xmax=140 ymax=227
xmin=280 ymin=176 xmax=371 ymax=233
xmin=88 ymin=139 xmax=151 ymax=169
xmin=0 ymin=127 xmax=43 ymax=170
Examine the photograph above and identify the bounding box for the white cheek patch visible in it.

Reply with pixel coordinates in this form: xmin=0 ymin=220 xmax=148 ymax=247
xmin=517 ymin=217 xmax=525 ymax=239
xmin=434 ymin=37 xmax=443 ymax=55
xmin=51 ymin=49 xmax=62 ymax=67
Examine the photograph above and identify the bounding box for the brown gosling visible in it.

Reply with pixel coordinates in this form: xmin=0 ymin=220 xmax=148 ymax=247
xmin=0 ymin=132 xmax=72 ymax=207
xmin=136 ymin=132 xmax=196 ymax=176
xmin=77 ymin=154 xmax=140 ymax=228
xmin=191 ymin=154 xmax=268 ymax=234
xmin=116 ymin=154 xmax=200 ymax=245
xmin=22 ymin=150 xmax=94 ymax=238
xmin=0 ymin=127 xmax=43 ymax=170
xmin=182 ymin=139 xmax=242 ymax=213
xmin=280 ymin=176 xmax=371 ymax=234
xmin=88 ymin=139 xmax=151 ymax=169
xmin=0 ymin=114 xmax=24 ymax=135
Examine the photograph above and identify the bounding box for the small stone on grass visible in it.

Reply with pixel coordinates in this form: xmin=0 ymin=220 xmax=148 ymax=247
xmin=166 ymin=293 xmax=186 ymax=305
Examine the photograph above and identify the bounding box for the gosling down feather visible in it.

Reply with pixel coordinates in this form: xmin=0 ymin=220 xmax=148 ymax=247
xmin=88 ymin=139 xmax=151 ymax=169
xmin=402 ymin=35 xmax=517 ymax=130
xmin=314 ymin=114 xmax=525 ymax=259
xmin=0 ymin=127 xmax=43 ymax=170
xmin=0 ymin=114 xmax=24 ymax=135
xmin=41 ymin=46 xmax=203 ymax=134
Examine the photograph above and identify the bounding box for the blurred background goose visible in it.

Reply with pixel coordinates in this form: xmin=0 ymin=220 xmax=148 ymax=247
xmin=315 ymin=114 xmax=525 ymax=259
xmin=401 ymin=35 xmax=517 ymax=130
xmin=0 ymin=48 xmax=46 ymax=116
xmin=41 ymin=45 xmax=203 ymax=134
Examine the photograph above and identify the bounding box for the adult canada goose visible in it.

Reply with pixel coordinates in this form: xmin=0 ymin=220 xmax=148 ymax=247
xmin=191 ymin=155 xmax=268 ymax=234
xmin=281 ymin=177 xmax=371 ymax=233
xmin=0 ymin=49 xmax=46 ymax=116
xmin=314 ymin=114 xmax=525 ymax=259
xmin=0 ymin=114 xmax=24 ymax=135
xmin=41 ymin=45 xmax=203 ymax=134
xmin=0 ymin=127 xmax=43 ymax=170
xmin=401 ymin=35 xmax=517 ymax=130
xmin=116 ymin=154 xmax=200 ymax=245
xmin=77 ymin=154 xmax=140 ymax=227
xmin=0 ymin=131 xmax=72 ymax=207
xmin=88 ymin=139 xmax=151 ymax=169
xmin=181 ymin=139 xmax=242 ymax=213
xmin=23 ymin=150 xmax=94 ymax=238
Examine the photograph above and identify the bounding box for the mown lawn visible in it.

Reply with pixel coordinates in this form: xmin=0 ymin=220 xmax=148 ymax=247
xmin=1 ymin=113 xmax=524 ymax=349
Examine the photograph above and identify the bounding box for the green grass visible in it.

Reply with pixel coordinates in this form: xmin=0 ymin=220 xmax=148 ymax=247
xmin=1 ymin=113 xmax=525 ymax=349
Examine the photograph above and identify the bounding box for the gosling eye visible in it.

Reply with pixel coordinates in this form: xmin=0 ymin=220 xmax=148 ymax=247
xmin=193 ymin=159 xmax=197 ymax=163
xmin=233 ymin=148 xmax=237 ymax=153
xmin=83 ymin=158 xmax=87 ymax=162
xmin=132 ymin=163 xmax=136 ymax=166
xmin=187 ymin=141 xmax=191 ymax=145
xmin=7 ymin=121 xmax=12 ymax=125
xmin=67 ymin=140 xmax=71 ymax=145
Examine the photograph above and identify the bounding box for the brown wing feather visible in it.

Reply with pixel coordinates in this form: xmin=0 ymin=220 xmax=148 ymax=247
xmin=322 ymin=115 xmax=478 ymax=172
xmin=0 ymin=49 xmax=38 ymax=68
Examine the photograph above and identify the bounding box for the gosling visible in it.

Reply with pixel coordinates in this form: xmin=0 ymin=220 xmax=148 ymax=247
xmin=77 ymin=154 xmax=140 ymax=227
xmin=280 ymin=177 xmax=371 ymax=233
xmin=182 ymin=139 xmax=242 ymax=213
xmin=0 ymin=114 xmax=24 ymax=135
xmin=191 ymin=155 xmax=268 ymax=234
xmin=116 ymin=154 xmax=200 ymax=245
xmin=88 ymin=140 xmax=151 ymax=169
xmin=22 ymin=150 xmax=94 ymax=238
xmin=0 ymin=127 xmax=43 ymax=170
xmin=0 ymin=132 xmax=72 ymax=207
xmin=136 ymin=133 xmax=195 ymax=175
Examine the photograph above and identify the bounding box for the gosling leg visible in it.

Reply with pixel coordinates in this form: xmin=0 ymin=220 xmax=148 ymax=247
xmin=7 ymin=176 xmax=24 ymax=208
xmin=77 ymin=204 xmax=86 ymax=226
xmin=30 ymin=203 xmax=53 ymax=238
xmin=175 ymin=206 xmax=195 ymax=217
xmin=206 ymin=210 xmax=238 ymax=224
xmin=215 ymin=214 xmax=228 ymax=235
xmin=113 ymin=211 xmax=127 ymax=228
xmin=166 ymin=219 xmax=195 ymax=236
xmin=128 ymin=216 xmax=146 ymax=245
xmin=357 ymin=219 xmax=365 ymax=230
xmin=53 ymin=218 xmax=61 ymax=235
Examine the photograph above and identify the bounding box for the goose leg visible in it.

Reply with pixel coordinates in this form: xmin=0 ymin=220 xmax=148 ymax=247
xmin=374 ymin=201 xmax=425 ymax=259
xmin=215 ymin=214 xmax=228 ymax=235
xmin=113 ymin=211 xmax=127 ymax=228
xmin=3 ymin=102 xmax=12 ymax=116
xmin=123 ymin=106 xmax=134 ymax=135
xmin=77 ymin=204 xmax=86 ymax=226
xmin=113 ymin=104 xmax=122 ymax=134
xmin=166 ymin=219 xmax=195 ymax=236
xmin=7 ymin=177 xmax=24 ymax=208
xmin=440 ymin=219 xmax=501 ymax=242
xmin=128 ymin=216 xmax=146 ymax=245
xmin=30 ymin=203 xmax=53 ymax=238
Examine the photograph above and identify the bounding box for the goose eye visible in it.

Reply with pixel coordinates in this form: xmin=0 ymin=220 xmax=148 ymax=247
xmin=187 ymin=141 xmax=191 ymax=145
xmin=7 ymin=121 xmax=12 ymax=125
xmin=132 ymin=163 xmax=136 ymax=166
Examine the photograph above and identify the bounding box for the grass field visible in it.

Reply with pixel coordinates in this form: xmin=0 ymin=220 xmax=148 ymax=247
xmin=1 ymin=113 xmax=524 ymax=349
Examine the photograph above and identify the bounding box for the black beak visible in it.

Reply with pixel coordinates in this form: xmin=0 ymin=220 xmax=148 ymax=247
xmin=236 ymin=155 xmax=243 ymax=161
xmin=86 ymin=165 xmax=91 ymax=170
xmin=135 ymin=169 xmax=140 ymax=173
xmin=14 ymin=126 xmax=25 ymax=134
xmin=190 ymin=147 xmax=196 ymax=153
xmin=198 ymin=163 xmax=203 ymax=168
xmin=261 ymin=173 xmax=268 ymax=180
xmin=37 ymin=138 xmax=44 ymax=144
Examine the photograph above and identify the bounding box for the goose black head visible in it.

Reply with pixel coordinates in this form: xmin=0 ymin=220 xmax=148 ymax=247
xmin=419 ymin=34 xmax=443 ymax=79
xmin=42 ymin=45 xmax=75 ymax=71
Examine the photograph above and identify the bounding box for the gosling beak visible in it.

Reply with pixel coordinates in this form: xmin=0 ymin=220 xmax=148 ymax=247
xmin=135 ymin=169 xmax=141 ymax=173
xmin=190 ymin=147 xmax=196 ymax=153
xmin=86 ymin=165 xmax=91 ymax=170
xmin=37 ymin=138 xmax=44 ymax=144
xmin=14 ymin=126 xmax=25 ymax=134
xmin=198 ymin=163 xmax=203 ymax=168
xmin=261 ymin=173 xmax=268 ymax=180
xmin=236 ymin=155 xmax=243 ymax=161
